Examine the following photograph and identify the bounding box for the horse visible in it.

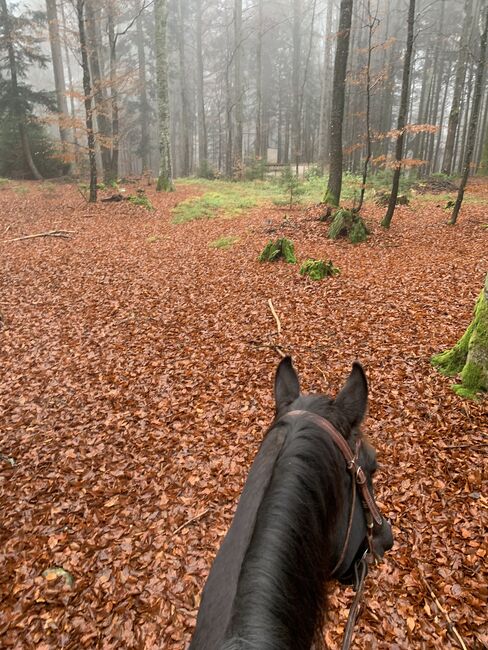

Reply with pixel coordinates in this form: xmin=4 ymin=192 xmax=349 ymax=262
xmin=189 ymin=357 xmax=393 ymax=650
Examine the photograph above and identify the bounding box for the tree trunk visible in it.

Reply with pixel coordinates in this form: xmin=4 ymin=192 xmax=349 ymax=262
xmin=76 ymin=0 xmax=97 ymax=201
xmin=177 ymin=0 xmax=191 ymax=176
xmin=107 ymin=5 xmax=119 ymax=183
xmin=432 ymin=273 xmax=488 ymax=399
xmin=291 ymin=0 xmax=302 ymax=171
xmin=450 ymin=5 xmax=488 ymax=225
xmin=442 ymin=0 xmax=472 ymax=175
xmin=318 ymin=0 xmax=335 ymax=172
xmin=136 ymin=13 xmax=150 ymax=173
xmin=381 ymin=0 xmax=416 ymax=229
xmin=0 ymin=0 xmax=43 ymax=180
xmin=233 ymin=0 xmax=243 ymax=173
xmin=324 ymin=0 xmax=353 ymax=207
xmin=155 ymin=0 xmax=174 ymax=191
xmin=85 ymin=0 xmax=112 ymax=182
xmin=195 ymin=0 xmax=208 ymax=172
xmin=255 ymin=0 xmax=263 ymax=159
xmin=45 ymin=0 xmax=71 ymax=149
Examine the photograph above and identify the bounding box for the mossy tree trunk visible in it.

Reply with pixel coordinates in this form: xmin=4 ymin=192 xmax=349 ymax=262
xmin=432 ymin=273 xmax=488 ymax=399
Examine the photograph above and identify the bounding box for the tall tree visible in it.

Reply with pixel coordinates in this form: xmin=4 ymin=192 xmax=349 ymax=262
xmin=233 ymin=0 xmax=243 ymax=173
xmin=0 ymin=0 xmax=50 ymax=180
xmin=155 ymin=0 xmax=173 ymax=191
xmin=136 ymin=12 xmax=151 ymax=173
xmin=324 ymin=0 xmax=353 ymax=207
xmin=291 ymin=0 xmax=302 ymax=171
xmin=45 ymin=0 xmax=70 ymax=149
xmin=195 ymin=0 xmax=208 ymax=173
xmin=442 ymin=0 xmax=473 ymax=175
xmin=450 ymin=3 xmax=488 ymax=225
xmin=381 ymin=0 xmax=416 ymax=229
xmin=76 ymin=0 xmax=97 ymax=201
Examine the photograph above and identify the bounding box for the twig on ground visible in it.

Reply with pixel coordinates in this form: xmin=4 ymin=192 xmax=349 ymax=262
xmin=268 ymin=299 xmax=281 ymax=336
xmin=2 ymin=224 xmax=11 ymax=236
xmin=419 ymin=574 xmax=468 ymax=650
xmin=76 ymin=186 xmax=89 ymax=203
xmin=173 ymin=508 xmax=211 ymax=536
xmin=3 ymin=230 xmax=75 ymax=243
xmin=247 ymin=339 xmax=287 ymax=358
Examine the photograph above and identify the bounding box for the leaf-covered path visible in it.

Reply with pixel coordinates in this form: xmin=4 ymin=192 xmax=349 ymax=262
xmin=0 ymin=181 xmax=486 ymax=649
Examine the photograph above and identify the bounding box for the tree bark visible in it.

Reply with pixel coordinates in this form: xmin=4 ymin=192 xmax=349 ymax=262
xmin=432 ymin=273 xmax=488 ymax=399
xmin=177 ymin=0 xmax=191 ymax=176
xmin=381 ymin=0 xmax=416 ymax=229
xmin=324 ymin=0 xmax=353 ymax=207
xmin=442 ymin=0 xmax=473 ymax=175
xmin=233 ymin=0 xmax=243 ymax=173
xmin=195 ymin=0 xmax=208 ymax=172
xmin=85 ymin=0 xmax=112 ymax=182
xmin=136 ymin=13 xmax=150 ymax=173
xmin=318 ymin=0 xmax=335 ymax=172
xmin=291 ymin=0 xmax=302 ymax=172
xmin=45 ymin=0 xmax=70 ymax=148
xmin=155 ymin=0 xmax=174 ymax=191
xmin=76 ymin=0 xmax=97 ymax=201
xmin=450 ymin=5 xmax=488 ymax=225
xmin=107 ymin=3 xmax=119 ymax=183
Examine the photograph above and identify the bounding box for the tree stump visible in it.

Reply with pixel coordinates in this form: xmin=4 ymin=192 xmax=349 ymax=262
xmin=432 ymin=273 xmax=488 ymax=399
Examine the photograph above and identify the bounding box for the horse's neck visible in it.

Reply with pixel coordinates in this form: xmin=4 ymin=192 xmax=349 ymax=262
xmin=225 ymin=451 xmax=342 ymax=650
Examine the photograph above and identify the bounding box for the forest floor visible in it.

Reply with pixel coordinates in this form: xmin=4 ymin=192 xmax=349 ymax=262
xmin=0 ymin=177 xmax=487 ymax=649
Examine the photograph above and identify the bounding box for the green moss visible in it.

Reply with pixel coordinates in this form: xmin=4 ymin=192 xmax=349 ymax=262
xmin=432 ymin=285 xmax=488 ymax=399
xmin=328 ymin=208 xmax=369 ymax=243
xmin=300 ymin=258 xmax=340 ymax=280
xmin=258 ymin=238 xmax=296 ymax=263
xmin=128 ymin=193 xmax=154 ymax=211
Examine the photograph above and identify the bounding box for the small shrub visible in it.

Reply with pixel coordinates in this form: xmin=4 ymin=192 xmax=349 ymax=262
xmin=244 ymin=157 xmax=267 ymax=181
xmin=304 ymin=165 xmax=323 ymax=181
xmin=279 ymin=167 xmax=306 ymax=209
xmin=258 ymin=237 xmax=296 ymax=263
xmin=13 ymin=185 xmax=29 ymax=196
xmin=197 ymin=160 xmax=217 ymax=180
xmin=128 ymin=190 xmax=154 ymax=211
xmin=300 ymin=258 xmax=340 ymax=280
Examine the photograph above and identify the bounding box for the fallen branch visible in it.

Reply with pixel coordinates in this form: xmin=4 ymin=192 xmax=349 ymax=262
xmin=420 ymin=574 xmax=468 ymax=650
xmin=173 ymin=508 xmax=211 ymax=536
xmin=3 ymin=230 xmax=75 ymax=243
xmin=247 ymin=339 xmax=287 ymax=358
xmin=268 ymin=299 xmax=281 ymax=336
xmin=2 ymin=224 xmax=11 ymax=236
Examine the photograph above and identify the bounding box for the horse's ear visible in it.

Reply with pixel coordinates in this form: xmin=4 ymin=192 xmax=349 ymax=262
xmin=335 ymin=362 xmax=368 ymax=429
xmin=274 ymin=356 xmax=300 ymax=412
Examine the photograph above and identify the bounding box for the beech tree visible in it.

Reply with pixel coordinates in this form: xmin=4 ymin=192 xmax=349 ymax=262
xmin=155 ymin=0 xmax=173 ymax=191
xmin=324 ymin=0 xmax=353 ymax=207
xmin=381 ymin=0 xmax=416 ymax=229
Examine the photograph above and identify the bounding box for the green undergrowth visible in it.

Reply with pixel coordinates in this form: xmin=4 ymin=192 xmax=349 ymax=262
xmin=258 ymin=238 xmax=296 ymax=263
xmin=300 ymin=258 xmax=340 ymax=280
xmin=128 ymin=193 xmax=154 ymax=211
xmin=209 ymin=235 xmax=239 ymax=249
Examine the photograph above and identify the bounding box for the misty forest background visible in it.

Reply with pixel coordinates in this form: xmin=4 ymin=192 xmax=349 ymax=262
xmin=2 ymin=0 xmax=488 ymax=196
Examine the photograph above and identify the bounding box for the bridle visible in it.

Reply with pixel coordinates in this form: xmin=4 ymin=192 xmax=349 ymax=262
xmin=284 ymin=410 xmax=385 ymax=650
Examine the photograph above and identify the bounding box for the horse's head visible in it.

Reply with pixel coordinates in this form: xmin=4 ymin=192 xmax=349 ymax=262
xmin=274 ymin=356 xmax=393 ymax=584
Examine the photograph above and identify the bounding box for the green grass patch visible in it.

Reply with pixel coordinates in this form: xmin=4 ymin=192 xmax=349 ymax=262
xmin=258 ymin=238 xmax=296 ymax=263
xmin=13 ymin=185 xmax=29 ymax=196
xmin=128 ymin=193 xmax=154 ymax=211
xmin=209 ymin=235 xmax=239 ymax=249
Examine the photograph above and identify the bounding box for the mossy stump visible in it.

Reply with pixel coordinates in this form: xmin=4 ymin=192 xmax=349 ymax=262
xmin=300 ymin=259 xmax=340 ymax=281
xmin=432 ymin=273 xmax=488 ymax=399
xmin=328 ymin=209 xmax=369 ymax=244
xmin=258 ymin=238 xmax=297 ymax=263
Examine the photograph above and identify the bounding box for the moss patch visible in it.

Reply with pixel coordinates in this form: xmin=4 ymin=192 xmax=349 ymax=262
xmin=209 ymin=235 xmax=239 ymax=249
xmin=432 ymin=280 xmax=488 ymax=399
xmin=300 ymin=258 xmax=340 ymax=280
xmin=328 ymin=208 xmax=369 ymax=243
xmin=258 ymin=238 xmax=297 ymax=263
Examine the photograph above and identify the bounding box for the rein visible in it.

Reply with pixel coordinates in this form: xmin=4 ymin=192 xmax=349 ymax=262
xmin=285 ymin=410 xmax=384 ymax=650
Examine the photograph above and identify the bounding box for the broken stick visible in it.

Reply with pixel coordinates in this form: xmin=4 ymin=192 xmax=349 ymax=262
xmin=173 ymin=508 xmax=211 ymax=536
xmin=420 ymin=574 xmax=467 ymax=650
xmin=3 ymin=230 xmax=75 ymax=243
xmin=268 ymin=299 xmax=281 ymax=336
